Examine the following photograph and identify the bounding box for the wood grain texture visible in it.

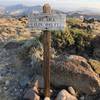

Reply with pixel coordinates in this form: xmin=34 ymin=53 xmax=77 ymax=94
xmin=43 ymin=4 xmax=51 ymax=97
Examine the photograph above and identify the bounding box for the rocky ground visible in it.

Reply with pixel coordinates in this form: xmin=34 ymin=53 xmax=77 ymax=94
xmin=0 ymin=17 xmax=100 ymax=100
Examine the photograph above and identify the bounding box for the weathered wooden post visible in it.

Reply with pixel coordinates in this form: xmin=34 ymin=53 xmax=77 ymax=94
xmin=43 ymin=4 xmax=51 ymax=98
xmin=28 ymin=4 xmax=66 ymax=99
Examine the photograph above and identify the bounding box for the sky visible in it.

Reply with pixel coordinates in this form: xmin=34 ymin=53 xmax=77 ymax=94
xmin=0 ymin=0 xmax=100 ymax=11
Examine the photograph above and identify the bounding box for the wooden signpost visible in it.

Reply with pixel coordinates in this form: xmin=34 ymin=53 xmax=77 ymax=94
xmin=29 ymin=14 xmax=65 ymax=30
xmin=43 ymin=4 xmax=51 ymax=97
xmin=28 ymin=3 xmax=66 ymax=98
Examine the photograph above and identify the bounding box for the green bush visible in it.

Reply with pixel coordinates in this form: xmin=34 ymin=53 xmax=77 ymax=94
xmin=50 ymin=26 xmax=93 ymax=55
xmin=70 ymin=28 xmax=93 ymax=54
xmin=51 ymin=28 xmax=75 ymax=51
xmin=67 ymin=18 xmax=82 ymax=26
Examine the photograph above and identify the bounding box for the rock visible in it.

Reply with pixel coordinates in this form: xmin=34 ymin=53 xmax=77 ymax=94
xmin=79 ymin=96 xmax=85 ymax=100
xmin=93 ymin=48 xmax=100 ymax=59
xmin=44 ymin=97 xmax=50 ymax=100
xmin=5 ymin=80 xmax=10 ymax=86
xmin=32 ymin=75 xmax=44 ymax=89
xmin=84 ymin=95 xmax=95 ymax=100
xmin=4 ymin=41 xmax=22 ymax=50
xmin=50 ymin=54 xmax=100 ymax=95
xmin=56 ymin=89 xmax=78 ymax=100
xmin=89 ymin=59 xmax=100 ymax=74
xmin=79 ymin=94 xmax=99 ymax=100
xmin=3 ymin=87 xmax=7 ymax=90
xmin=24 ymin=88 xmax=40 ymax=100
xmin=68 ymin=86 xmax=76 ymax=96
xmin=19 ymin=77 xmax=30 ymax=88
xmin=68 ymin=55 xmax=87 ymax=63
xmin=92 ymin=36 xmax=100 ymax=59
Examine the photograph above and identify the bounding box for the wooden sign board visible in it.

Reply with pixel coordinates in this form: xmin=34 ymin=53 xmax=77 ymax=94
xmin=28 ymin=14 xmax=66 ymax=30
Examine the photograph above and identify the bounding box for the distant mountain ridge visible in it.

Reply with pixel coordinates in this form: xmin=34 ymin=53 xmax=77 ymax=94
xmin=0 ymin=4 xmax=100 ymax=19
xmin=67 ymin=8 xmax=100 ymax=20
xmin=4 ymin=4 xmax=42 ymax=16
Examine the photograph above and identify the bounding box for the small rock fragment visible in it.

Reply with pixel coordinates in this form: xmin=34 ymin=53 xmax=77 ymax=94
xmin=33 ymin=75 xmax=44 ymax=89
xmin=24 ymin=88 xmax=40 ymax=100
xmin=5 ymin=80 xmax=10 ymax=86
xmin=56 ymin=89 xmax=77 ymax=100
xmin=44 ymin=97 xmax=50 ymax=100
xmin=79 ymin=96 xmax=85 ymax=100
xmin=68 ymin=86 xmax=76 ymax=96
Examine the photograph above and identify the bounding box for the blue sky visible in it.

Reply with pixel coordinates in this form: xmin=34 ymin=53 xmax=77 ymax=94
xmin=0 ymin=0 xmax=100 ymax=10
